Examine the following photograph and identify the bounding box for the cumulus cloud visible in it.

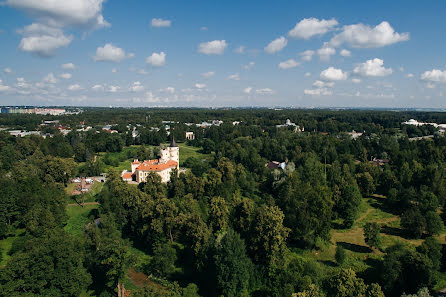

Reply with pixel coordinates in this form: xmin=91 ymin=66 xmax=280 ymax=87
xmin=234 ymin=46 xmax=245 ymax=54
xmin=108 ymin=85 xmax=120 ymax=93
xmin=68 ymin=84 xmax=82 ymax=91
xmin=161 ymin=87 xmax=175 ymax=94
xmin=304 ymin=88 xmax=332 ymax=96
xmin=420 ymin=69 xmax=446 ymax=83
xmin=278 ymin=59 xmax=300 ymax=69
xmin=264 ymin=36 xmax=287 ymax=54
xmin=256 ymin=88 xmax=274 ymax=95
xmin=243 ymin=87 xmax=252 ymax=94
xmin=18 ymin=23 xmax=73 ymax=57
xmin=300 ymin=50 xmax=315 ymax=61
xmin=320 ymin=67 xmax=347 ymax=81
xmin=330 ymin=21 xmax=409 ymax=48
xmin=0 ymin=80 xmax=11 ymax=92
xmin=111 ymin=68 xmax=118 ymax=73
xmin=288 ymin=18 xmax=338 ymax=39
xmin=6 ymin=0 xmax=109 ymax=28
xmin=353 ymin=58 xmax=393 ymax=77
xmin=61 ymin=63 xmax=75 ymax=70
xmin=130 ymin=81 xmax=144 ymax=92
xmin=243 ymin=62 xmax=255 ymax=70
xmin=151 ymin=18 xmax=171 ymax=28
xmin=94 ymin=44 xmax=129 ymax=62
xmin=340 ymin=49 xmax=351 ymax=57
xmin=304 ymin=72 xmax=311 ymax=77
xmin=227 ymin=73 xmax=240 ymax=81
xmin=59 ymin=73 xmax=72 ymax=79
xmin=313 ymin=80 xmax=334 ymax=88
xmin=92 ymin=84 xmax=104 ymax=91
xmin=137 ymin=69 xmax=149 ymax=75
xmin=195 ymin=83 xmax=206 ymax=89
xmin=317 ymin=45 xmax=336 ymax=61
xmin=3 ymin=68 xmax=12 ymax=74
xmin=406 ymin=73 xmax=414 ymax=78
xmin=146 ymin=52 xmax=166 ymax=67
xmin=198 ymin=40 xmax=227 ymax=55
xmin=43 ymin=73 xmax=57 ymax=83
xmin=352 ymin=78 xmax=361 ymax=83
xmin=201 ymin=71 xmax=215 ymax=78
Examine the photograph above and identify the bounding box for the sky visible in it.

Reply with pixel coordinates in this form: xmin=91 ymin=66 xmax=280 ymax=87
xmin=0 ymin=0 xmax=446 ymax=108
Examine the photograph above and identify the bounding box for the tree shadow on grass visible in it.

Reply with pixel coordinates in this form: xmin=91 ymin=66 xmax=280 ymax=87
xmin=319 ymin=260 xmax=338 ymax=267
xmin=381 ymin=225 xmax=407 ymax=238
xmin=337 ymin=242 xmax=372 ymax=253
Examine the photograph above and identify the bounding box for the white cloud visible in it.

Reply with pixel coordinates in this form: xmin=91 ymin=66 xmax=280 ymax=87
xmin=406 ymin=73 xmax=414 ymax=78
xmin=243 ymin=62 xmax=255 ymax=70
xmin=108 ymin=85 xmax=120 ymax=93
xmin=330 ymin=21 xmax=409 ymax=48
xmin=300 ymin=50 xmax=315 ymax=61
xmin=18 ymin=23 xmax=73 ymax=57
xmin=243 ymin=87 xmax=252 ymax=94
xmin=234 ymin=46 xmax=245 ymax=54
xmin=227 ymin=73 xmax=240 ymax=81
xmin=304 ymin=72 xmax=311 ymax=77
xmin=0 ymin=80 xmax=11 ymax=92
xmin=146 ymin=51 xmax=166 ymax=67
xmin=256 ymin=88 xmax=274 ymax=95
xmin=195 ymin=83 xmax=206 ymax=89
xmin=92 ymin=84 xmax=104 ymax=91
xmin=313 ymin=80 xmax=334 ymax=88
xmin=426 ymin=82 xmax=436 ymax=89
xmin=198 ymin=40 xmax=227 ymax=55
xmin=162 ymin=87 xmax=175 ymax=94
xmin=320 ymin=67 xmax=347 ymax=81
xmin=151 ymin=18 xmax=171 ymax=28
xmin=340 ymin=49 xmax=351 ymax=57
xmin=43 ymin=73 xmax=57 ymax=84
xmin=59 ymin=73 xmax=72 ymax=79
xmin=3 ymin=68 xmax=12 ymax=74
xmin=200 ymin=26 xmax=208 ymax=31
xmin=68 ymin=84 xmax=82 ymax=91
xmin=317 ymin=45 xmax=336 ymax=61
xmin=6 ymin=0 xmax=109 ymax=29
xmin=353 ymin=58 xmax=393 ymax=77
xmin=278 ymin=59 xmax=300 ymax=69
xmin=288 ymin=18 xmax=338 ymax=39
xmin=111 ymin=68 xmax=118 ymax=73
xmin=264 ymin=36 xmax=287 ymax=54
xmin=94 ymin=43 xmax=129 ymax=62
xmin=352 ymin=78 xmax=361 ymax=83
xmin=420 ymin=69 xmax=446 ymax=83
xmin=130 ymin=81 xmax=144 ymax=92
xmin=61 ymin=63 xmax=75 ymax=70
xmin=201 ymin=71 xmax=215 ymax=78
xmin=137 ymin=69 xmax=149 ymax=75
xmin=304 ymin=88 xmax=332 ymax=96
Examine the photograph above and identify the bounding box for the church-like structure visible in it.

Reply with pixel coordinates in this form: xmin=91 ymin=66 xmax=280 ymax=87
xmin=121 ymin=138 xmax=179 ymax=183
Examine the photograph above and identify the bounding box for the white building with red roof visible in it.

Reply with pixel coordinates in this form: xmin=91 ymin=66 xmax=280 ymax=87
xmin=122 ymin=137 xmax=179 ymax=183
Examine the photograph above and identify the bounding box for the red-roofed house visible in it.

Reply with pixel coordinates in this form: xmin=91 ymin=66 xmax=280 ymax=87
xmin=121 ymin=137 xmax=179 ymax=183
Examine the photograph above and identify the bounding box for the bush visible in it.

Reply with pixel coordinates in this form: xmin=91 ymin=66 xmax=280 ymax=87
xmin=335 ymin=245 xmax=346 ymax=265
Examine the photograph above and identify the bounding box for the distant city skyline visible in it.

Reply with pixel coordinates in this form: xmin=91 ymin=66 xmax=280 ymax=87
xmin=0 ymin=0 xmax=445 ymax=108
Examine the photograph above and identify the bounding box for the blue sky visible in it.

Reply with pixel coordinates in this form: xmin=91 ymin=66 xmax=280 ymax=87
xmin=0 ymin=0 xmax=446 ymax=107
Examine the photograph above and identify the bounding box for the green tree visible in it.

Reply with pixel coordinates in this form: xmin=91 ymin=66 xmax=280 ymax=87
xmin=425 ymin=211 xmax=443 ymax=235
xmin=337 ymin=184 xmax=362 ymax=228
xmin=293 ymin=284 xmax=325 ymax=297
xmin=326 ymin=268 xmax=366 ymax=297
xmin=363 ymin=222 xmax=381 ymax=249
xmin=0 ymin=231 xmax=91 ymax=297
xmin=335 ymin=245 xmax=346 ymax=265
xmin=248 ymin=205 xmax=290 ymax=268
xmin=213 ymin=229 xmax=253 ymax=297
xmin=401 ymin=287 xmax=432 ymax=297
xmin=183 ymin=283 xmax=201 ymax=297
xmin=401 ymin=208 xmax=426 ymax=239
xmin=150 ymin=242 xmax=177 ymax=278
xmin=417 ymin=237 xmax=442 ymax=271
xmin=209 ymin=196 xmax=229 ymax=231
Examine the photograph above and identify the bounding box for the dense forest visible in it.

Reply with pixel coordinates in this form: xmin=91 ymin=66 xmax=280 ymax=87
xmin=1 ymin=108 xmax=446 ymax=297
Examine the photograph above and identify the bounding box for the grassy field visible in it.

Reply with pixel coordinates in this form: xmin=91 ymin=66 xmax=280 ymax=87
xmin=0 ymin=229 xmax=25 ymax=267
xmin=65 ymin=204 xmax=99 ymax=236
xmin=177 ymin=142 xmax=212 ymax=165
xmin=299 ymin=195 xmax=446 ymax=289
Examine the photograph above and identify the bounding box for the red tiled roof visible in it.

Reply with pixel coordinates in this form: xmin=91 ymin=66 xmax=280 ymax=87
xmin=122 ymin=172 xmax=133 ymax=179
xmin=136 ymin=160 xmax=178 ymax=172
xmin=132 ymin=161 xmax=140 ymax=164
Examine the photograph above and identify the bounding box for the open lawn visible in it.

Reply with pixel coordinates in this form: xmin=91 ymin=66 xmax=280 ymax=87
xmin=298 ymin=195 xmax=446 ymax=289
xmin=0 ymin=229 xmax=25 ymax=267
xmin=177 ymin=142 xmax=212 ymax=165
xmin=65 ymin=204 xmax=99 ymax=236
